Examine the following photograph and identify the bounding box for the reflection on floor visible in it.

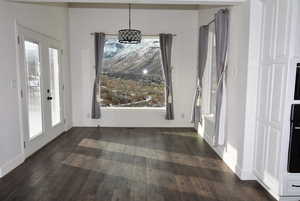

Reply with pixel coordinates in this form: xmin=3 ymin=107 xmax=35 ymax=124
xmin=77 ymin=138 xmax=222 ymax=168
xmin=0 ymin=127 xmax=275 ymax=201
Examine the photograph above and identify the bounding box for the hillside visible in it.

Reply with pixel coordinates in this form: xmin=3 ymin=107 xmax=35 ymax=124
xmin=103 ymin=39 xmax=163 ymax=82
xmin=100 ymin=39 xmax=166 ymax=107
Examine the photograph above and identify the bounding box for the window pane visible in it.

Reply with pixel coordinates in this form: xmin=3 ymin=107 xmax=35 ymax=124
xmin=24 ymin=41 xmax=43 ymax=138
xmin=100 ymin=38 xmax=165 ymax=107
xmin=210 ymin=32 xmax=217 ymax=115
xmin=49 ymin=48 xmax=61 ymax=126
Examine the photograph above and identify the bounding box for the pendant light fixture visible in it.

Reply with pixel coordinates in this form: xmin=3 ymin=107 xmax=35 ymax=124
xmin=118 ymin=4 xmax=142 ymax=44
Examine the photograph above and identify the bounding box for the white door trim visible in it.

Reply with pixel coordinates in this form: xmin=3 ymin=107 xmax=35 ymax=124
xmin=16 ymin=22 xmax=65 ymax=159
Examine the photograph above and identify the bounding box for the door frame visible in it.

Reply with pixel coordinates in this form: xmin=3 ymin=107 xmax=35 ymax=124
xmin=16 ymin=23 xmax=65 ymax=158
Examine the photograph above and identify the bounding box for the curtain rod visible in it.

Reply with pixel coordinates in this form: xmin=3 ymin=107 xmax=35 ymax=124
xmin=90 ymin=33 xmax=176 ymax=37
xmin=206 ymin=8 xmax=229 ymax=26
xmin=207 ymin=19 xmax=215 ymax=26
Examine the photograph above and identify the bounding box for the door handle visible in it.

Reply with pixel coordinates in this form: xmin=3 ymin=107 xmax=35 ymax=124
xmin=47 ymin=96 xmax=53 ymax=101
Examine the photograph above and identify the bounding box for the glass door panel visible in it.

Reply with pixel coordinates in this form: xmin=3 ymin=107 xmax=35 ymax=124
xmin=49 ymin=48 xmax=61 ymax=126
xmin=24 ymin=40 xmax=43 ymax=139
xmin=18 ymin=26 xmax=65 ymax=158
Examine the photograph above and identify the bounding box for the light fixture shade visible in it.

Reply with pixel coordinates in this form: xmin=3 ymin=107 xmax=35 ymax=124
xmin=118 ymin=29 xmax=142 ymax=44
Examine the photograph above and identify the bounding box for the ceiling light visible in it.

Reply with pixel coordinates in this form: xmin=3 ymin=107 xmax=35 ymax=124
xmin=118 ymin=4 xmax=142 ymax=44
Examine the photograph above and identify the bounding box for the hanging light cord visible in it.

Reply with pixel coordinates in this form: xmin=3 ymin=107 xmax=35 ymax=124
xmin=129 ymin=4 xmax=131 ymax=30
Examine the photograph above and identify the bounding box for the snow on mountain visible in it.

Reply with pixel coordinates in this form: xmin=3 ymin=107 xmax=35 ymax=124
xmin=103 ymin=39 xmax=163 ymax=78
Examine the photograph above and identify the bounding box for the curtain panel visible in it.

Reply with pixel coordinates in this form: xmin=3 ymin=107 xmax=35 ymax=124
xmin=191 ymin=25 xmax=209 ymax=127
xmin=214 ymin=9 xmax=230 ymax=144
xmin=159 ymin=34 xmax=174 ymax=120
xmin=91 ymin=32 xmax=105 ymax=119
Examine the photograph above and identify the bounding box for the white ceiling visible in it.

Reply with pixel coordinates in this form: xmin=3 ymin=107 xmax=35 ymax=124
xmin=9 ymin=0 xmax=245 ymax=5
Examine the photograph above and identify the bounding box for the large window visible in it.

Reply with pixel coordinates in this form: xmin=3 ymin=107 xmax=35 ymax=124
xmin=100 ymin=38 xmax=165 ymax=108
xmin=202 ymin=25 xmax=217 ymax=118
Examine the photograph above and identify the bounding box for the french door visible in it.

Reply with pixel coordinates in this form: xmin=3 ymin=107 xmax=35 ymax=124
xmin=17 ymin=26 xmax=65 ymax=157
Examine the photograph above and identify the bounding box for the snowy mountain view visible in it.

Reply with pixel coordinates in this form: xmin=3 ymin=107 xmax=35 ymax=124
xmin=100 ymin=39 xmax=166 ymax=107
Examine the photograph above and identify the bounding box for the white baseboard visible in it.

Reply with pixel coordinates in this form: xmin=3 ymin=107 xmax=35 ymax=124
xmin=0 ymin=153 xmax=25 ymax=178
xmin=233 ymin=162 xmax=255 ymax=180
xmin=254 ymin=174 xmax=279 ymax=200
xmin=198 ymin=116 xmax=255 ymax=181
xmin=216 ymin=147 xmax=255 ymax=180
xmin=74 ymin=121 xmax=194 ymax=128
xmin=198 ymin=126 xmax=255 ymax=181
xmin=0 ymin=128 xmax=68 ymax=178
xmin=235 ymin=166 xmax=255 ymax=180
xmin=278 ymin=196 xmax=300 ymax=201
xmin=200 ymin=132 xmax=255 ymax=180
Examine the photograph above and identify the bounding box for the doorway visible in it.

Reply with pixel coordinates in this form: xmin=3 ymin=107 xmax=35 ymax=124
xmin=17 ymin=25 xmax=65 ymax=157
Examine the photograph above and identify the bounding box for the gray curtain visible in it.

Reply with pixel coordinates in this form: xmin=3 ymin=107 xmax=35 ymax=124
xmin=191 ymin=25 xmax=209 ymax=126
xmin=92 ymin=32 xmax=105 ymax=119
xmin=160 ymin=34 xmax=174 ymax=120
xmin=214 ymin=9 xmax=229 ymax=134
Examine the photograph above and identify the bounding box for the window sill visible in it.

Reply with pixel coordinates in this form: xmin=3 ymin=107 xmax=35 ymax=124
xmin=102 ymin=107 xmax=166 ymax=111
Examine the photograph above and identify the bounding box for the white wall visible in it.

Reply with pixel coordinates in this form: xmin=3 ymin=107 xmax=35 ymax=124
xmin=0 ymin=1 xmax=71 ymax=177
xmin=69 ymin=7 xmax=199 ymax=127
xmin=198 ymin=2 xmax=254 ymax=180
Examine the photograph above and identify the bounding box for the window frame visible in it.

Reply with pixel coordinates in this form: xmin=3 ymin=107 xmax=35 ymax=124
xmin=99 ymin=36 xmax=167 ymax=109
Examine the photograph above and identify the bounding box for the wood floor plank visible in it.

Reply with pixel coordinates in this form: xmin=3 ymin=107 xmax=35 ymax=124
xmin=0 ymin=127 xmax=275 ymax=201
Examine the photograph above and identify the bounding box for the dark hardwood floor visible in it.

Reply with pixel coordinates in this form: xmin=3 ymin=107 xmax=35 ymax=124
xmin=0 ymin=127 xmax=274 ymax=201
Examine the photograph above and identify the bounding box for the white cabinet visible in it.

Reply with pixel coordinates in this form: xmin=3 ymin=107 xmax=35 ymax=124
xmin=252 ymin=0 xmax=300 ymax=200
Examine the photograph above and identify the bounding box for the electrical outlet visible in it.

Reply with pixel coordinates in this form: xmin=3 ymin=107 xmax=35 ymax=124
xmin=181 ymin=113 xmax=185 ymax=119
xmin=87 ymin=113 xmax=91 ymax=118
